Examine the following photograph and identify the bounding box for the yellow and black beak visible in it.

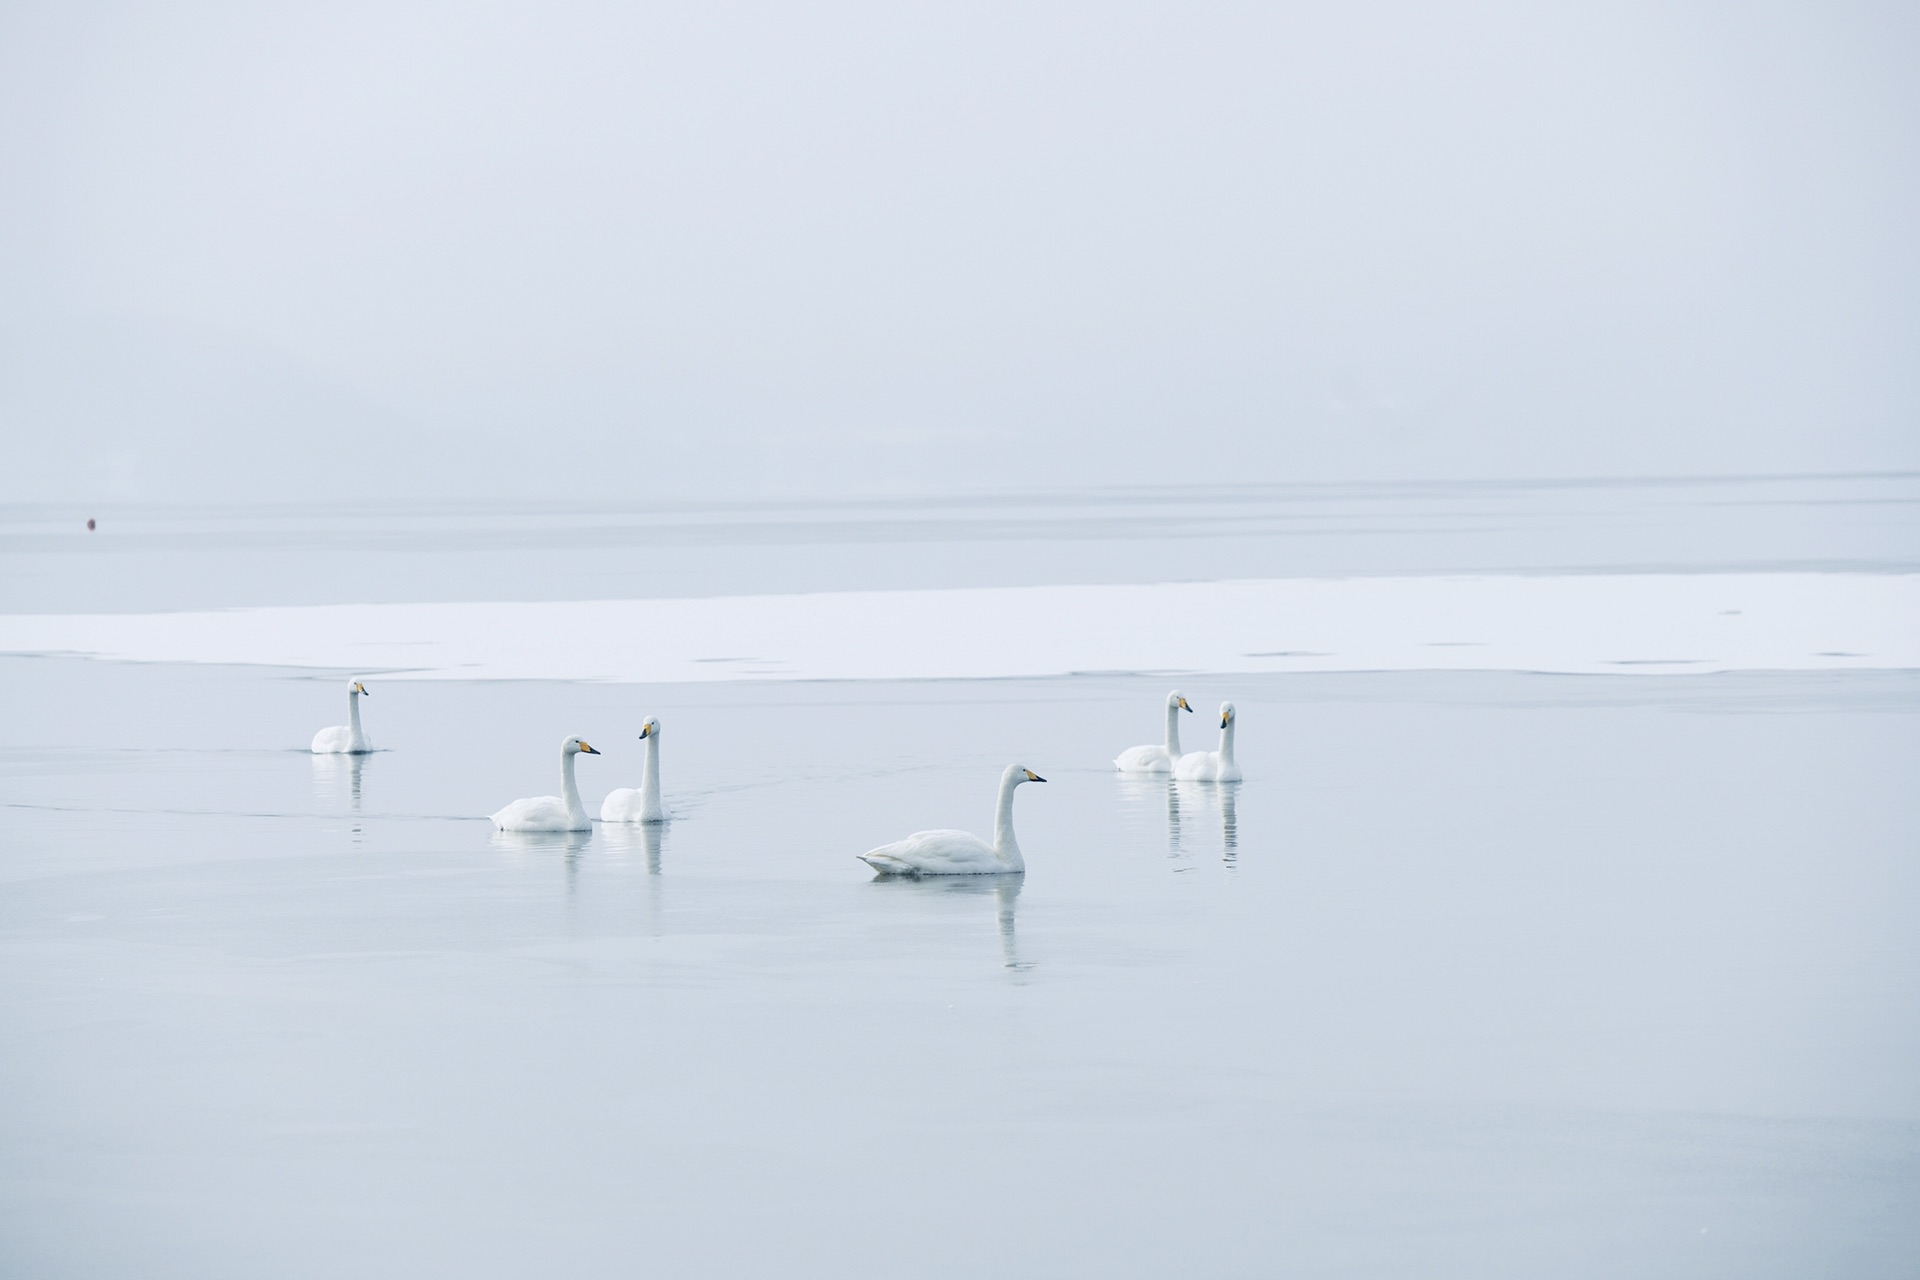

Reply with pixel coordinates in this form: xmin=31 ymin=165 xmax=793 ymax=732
xmin=639 ymin=724 xmax=652 ymax=739
xmin=580 ymin=742 xmax=600 ymax=754
xmin=355 ymin=682 xmax=369 ymax=696
xmin=1178 ymin=697 xmax=1191 ymax=712
xmin=1025 ymin=769 xmax=1047 ymax=783
xmin=1220 ymin=712 xmax=1231 ymax=727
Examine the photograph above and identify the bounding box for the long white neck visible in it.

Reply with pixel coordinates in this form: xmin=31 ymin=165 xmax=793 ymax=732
xmin=1164 ymin=700 xmax=1184 ymax=758
xmin=347 ymin=690 xmax=365 ymax=747
xmin=639 ymin=732 xmax=663 ymax=821
xmin=1218 ymin=716 xmax=1236 ymax=765
xmin=560 ymin=748 xmax=585 ymax=824
xmin=992 ymin=770 xmax=1025 ymax=872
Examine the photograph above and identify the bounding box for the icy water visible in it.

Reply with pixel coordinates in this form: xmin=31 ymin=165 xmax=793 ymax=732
xmin=3 ymin=477 xmax=1919 ymax=1277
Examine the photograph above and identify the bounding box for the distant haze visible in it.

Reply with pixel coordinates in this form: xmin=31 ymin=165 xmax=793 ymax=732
xmin=2 ymin=2 xmax=1916 ymax=503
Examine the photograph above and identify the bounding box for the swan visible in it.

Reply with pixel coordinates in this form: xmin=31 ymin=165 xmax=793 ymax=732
xmin=1114 ymin=690 xmax=1192 ymax=772
xmin=490 ymin=737 xmax=601 ymax=832
xmin=858 ymin=764 xmax=1045 ymax=876
xmin=600 ymin=717 xmax=666 ymax=824
xmin=1174 ymin=702 xmax=1242 ymax=782
xmin=310 ymin=680 xmax=373 ymax=754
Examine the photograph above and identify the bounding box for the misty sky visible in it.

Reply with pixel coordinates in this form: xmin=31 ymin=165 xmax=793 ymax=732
xmin=2 ymin=2 xmax=1916 ymax=503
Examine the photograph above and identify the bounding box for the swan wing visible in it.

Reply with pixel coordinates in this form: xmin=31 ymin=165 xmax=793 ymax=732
xmin=859 ymin=829 xmax=1002 ymax=875
xmin=492 ymin=795 xmax=582 ymax=832
xmin=1172 ymin=750 xmax=1216 ymax=781
xmin=1115 ymin=744 xmax=1173 ymax=772
xmin=311 ymin=725 xmax=350 ymax=754
xmin=600 ymin=787 xmax=643 ymax=823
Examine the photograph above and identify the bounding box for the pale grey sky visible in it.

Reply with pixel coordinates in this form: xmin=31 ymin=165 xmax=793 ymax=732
xmin=2 ymin=1 xmax=1915 ymax=503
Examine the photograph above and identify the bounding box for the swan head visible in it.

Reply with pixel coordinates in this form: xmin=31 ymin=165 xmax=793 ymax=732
xmin=349 ymin=680 xmax=369 ymax=697
xmin=1219 ymin=702 xmax=1235 ymax=728
xmin=1005 ymin=764 xmax=1047 ymax=786
xmin=564 ymin=737 xmax=600 ymax=756
xmin=639 ymin=718 xmax=660 ymax=739
xmin=1167 ymin=691 xmax=1192 ymax=713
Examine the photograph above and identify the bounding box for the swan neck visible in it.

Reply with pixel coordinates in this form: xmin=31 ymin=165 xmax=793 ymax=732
xmin=561 ymin=748 xmax=585 ymax=822
xmin=1165 ymin=701 xmax=1183 ymax=758
xmin=640 ymin=732 xmax=662 ymax=818
xmin=347 ymin=690 xmax=363 ymax=743
xmin=1219 ymin=716 xmax=1236 ymax=763
xmin=993 ymin=773 xmax=1024 ymax=871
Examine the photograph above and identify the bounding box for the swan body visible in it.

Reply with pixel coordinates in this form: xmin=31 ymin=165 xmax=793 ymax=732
xmin=1115 ymin=690 xmax=1191 ymax=772
xmin=860 ymin=765 xmax=1044 ymax=876
xmin=311 ymin=680 xmax=373 ymax=754
xmin=601 ymin=717 xmax=666 ymax=823
xmin=491 ymin=737 xmax=600 ymax=832
xmin=1174 ymin=702 xmax=1242 ymax=782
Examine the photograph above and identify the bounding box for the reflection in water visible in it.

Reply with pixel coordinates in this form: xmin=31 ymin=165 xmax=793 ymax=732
xmin=597 ymin=821 xmax=668 ymax=935
xmin=1116 ymin=773 xmax=1185 ymax=858
xmin=1173 ymin=779 xmax=1242 ymax=865
xmin=995 ymin=877 xmax=1026 ymax=973
xmin=871 ymin=872 xmax=1030 ymax=974
xmin=310 ymin=752 xmax=367 ymax=844
xmin=599 ymin=820 xmax=665 ymax=874
xmin=310 ymin=752 xmax=365 ymax=811
xmin=490 ymin=827 xmax=592 ymax=906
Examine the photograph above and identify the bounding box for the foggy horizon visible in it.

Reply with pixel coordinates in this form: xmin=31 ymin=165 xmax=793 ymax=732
xmin=4 ymin=2 xmax=1917 ymax=504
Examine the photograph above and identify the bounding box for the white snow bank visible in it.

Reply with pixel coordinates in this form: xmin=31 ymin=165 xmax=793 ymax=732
xmin=2 ymin=574 xmax=1915 ymax=682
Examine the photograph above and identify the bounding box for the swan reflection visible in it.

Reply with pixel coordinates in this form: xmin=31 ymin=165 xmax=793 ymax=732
xmin=870 ymin=872 xmax=1030 ymax=974
xmin=310 ymin=750 xmax=365 ymax=812
xmin=491 ymin=825 xmax=592 ymax=902
xmin=1173 ymin=779 xmax=1241 ymax=865
xmin=1116 ymin=773 xmax=1184 ymax=856
xmin=599 ymin=819 xmax=665 ymax=875
xmin=489 ymin=826 xmax=591 ymax=858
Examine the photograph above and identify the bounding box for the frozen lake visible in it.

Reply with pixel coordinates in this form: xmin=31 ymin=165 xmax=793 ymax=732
xmin=2 ymin=477 xmax=1918 ymax=1276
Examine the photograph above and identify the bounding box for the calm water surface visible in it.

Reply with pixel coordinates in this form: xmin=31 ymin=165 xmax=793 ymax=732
xmin=2 ymin=656 xmax=1916 ymax=1277
xmin=3 ymin=479 xmax=1918 ymax=1276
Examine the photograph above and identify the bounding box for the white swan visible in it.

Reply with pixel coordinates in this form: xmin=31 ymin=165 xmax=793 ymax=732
xmin=1115 ymin=690 xmax=1192 ymax=772
xmin=491 ymin=737 xmax=601 ymax=832
xmin=1174 ymin=702 xmax=1242 ymax=782
xmin=600 ymin=717 xmax=666 ymax=824
xmin=859 ymin=764 xmax=1045 ymax=876
xmin=310 ymin=680 xmax=373 ymax=754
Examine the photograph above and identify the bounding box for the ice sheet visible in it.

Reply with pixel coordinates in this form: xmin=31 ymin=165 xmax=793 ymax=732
xmin=3 ymin=572 xmax=1916 ymax=681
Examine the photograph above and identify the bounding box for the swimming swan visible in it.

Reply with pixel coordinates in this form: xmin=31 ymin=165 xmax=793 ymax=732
xmin=858 ymin=764 xmax=1045 ymax=876
xmin=491 ymin=737 xmax=601 ymax=832
xmin=1174 ymin=702 xmax=1242 ymax=782
xmin=311 ymin=680 xmax=373 ymax=754
xmin=600 ymin=717 xmax=666 ymax=823
xmin=1115 ymin=690 xmax=1192 ymax=772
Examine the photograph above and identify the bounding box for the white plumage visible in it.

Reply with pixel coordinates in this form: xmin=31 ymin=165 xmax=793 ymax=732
xmin=491 ymin=736 xmax=600 ymax=832
xmin=311 ymin=680 xmax=373 ymax=754
xmin=601 ymin=717 xmax=666 ymax=824
xmin=1174 ymin=702 xmax=1242 ymax=782
xmin=1115 ymin=690 xmax=1191 ymax=772
xmin=859 ymin=764 xmax=1044 ymax=876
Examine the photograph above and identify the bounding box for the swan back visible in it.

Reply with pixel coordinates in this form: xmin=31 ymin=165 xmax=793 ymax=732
xmin=859 ymin=764 xmax=1043 ymax=876
xmin=1117 ymin=693 xmax=1191 ymax=771
xmin=311 ymin=679 xmax=372 ymax=754
xmin=601 ymin=718 xmax=666 ymax=824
